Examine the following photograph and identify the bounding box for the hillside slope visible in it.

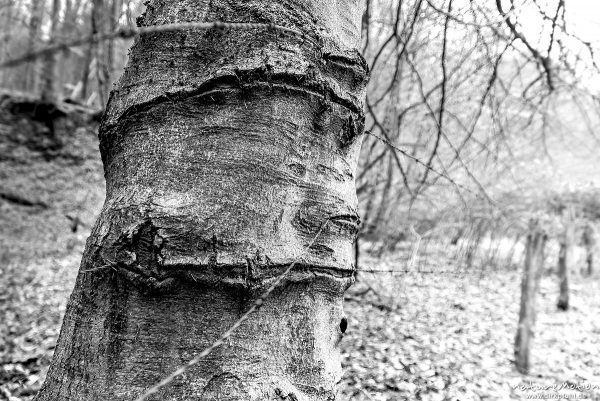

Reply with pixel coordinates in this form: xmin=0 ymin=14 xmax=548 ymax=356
xmin=0 ymin=93 xmax=104 ymax=399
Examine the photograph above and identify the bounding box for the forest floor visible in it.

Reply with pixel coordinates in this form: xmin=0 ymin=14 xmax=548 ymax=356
xmin=2 ymin=235 xmax=600 ymax=401
xmin=341 ymin=252 xmax=600 ymax=401
xmin=1 ymin=98 xmax=600 ymax=401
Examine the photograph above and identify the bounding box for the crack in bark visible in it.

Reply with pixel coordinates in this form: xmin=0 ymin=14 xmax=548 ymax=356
xmin=91 ymin=218 xmax=356 ymax=293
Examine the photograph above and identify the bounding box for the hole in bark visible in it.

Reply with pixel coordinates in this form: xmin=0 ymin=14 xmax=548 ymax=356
xmin=340 ymin=317 xmax=347 ymax=334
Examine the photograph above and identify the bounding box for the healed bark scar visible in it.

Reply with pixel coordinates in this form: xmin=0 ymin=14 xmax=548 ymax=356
xmin=95 ymin=218 xmax=354 ymax=294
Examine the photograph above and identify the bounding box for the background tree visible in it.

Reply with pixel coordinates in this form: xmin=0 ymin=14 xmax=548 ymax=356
xmin=40 ymin=0 xmax=60 ymax=102
xmin=556 ymin=206 xmax=574 ymax=310
xmin=23 ymin=0 xmax=43 ymax=92
xmin=355 ymin=0 xmax=600 ymax=257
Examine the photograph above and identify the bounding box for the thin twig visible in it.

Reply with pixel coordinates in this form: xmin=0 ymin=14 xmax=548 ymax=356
xmin=494 ymin=0 xmax=554 ymax=90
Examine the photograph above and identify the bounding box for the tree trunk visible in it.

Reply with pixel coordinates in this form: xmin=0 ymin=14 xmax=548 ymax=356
xmin=80 ymin=15 xmax=93 ymax=100
xmin=106 ymin=0 xmax=121 ymax=83
xmin=59 ymin=0 xmax=78 ymax=95
xmin=465 ymin=221 xmax=483 ymax=269
xmin=583 ymin=223 xmax=595 ymax=276
xmin=556 ymin=221 xmax=574 ymax=311
xmin=371 ymin=69 xmax=401 ymax=234
xmin=24 ymin=0 xmax=44 ymax=93
xmin=514 ymin=220 xmax=546 ymax=374
xmin=40 ymin=0 xmax=61 ymax=101
xmin=35 ymin=1 xmax=368 ymax=400
xmin=81 ymin=0 xmax=103 ymax=103
xmin=94 ymin=0 xmax=111 ymax=106
xmin=0 ymin=0 xmax=14 ymax=88
xmin=505 ymin=235 xmax=521 ymax=268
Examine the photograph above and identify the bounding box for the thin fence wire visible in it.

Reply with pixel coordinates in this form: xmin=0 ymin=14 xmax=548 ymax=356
xmin=0 ymin=21 xmax=312 ymax=69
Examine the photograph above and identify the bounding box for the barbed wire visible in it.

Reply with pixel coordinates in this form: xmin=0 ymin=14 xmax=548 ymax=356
xmin=359 ymin=267 xmax=468 ymax=275
xmin=366 ymin=131 xmax=492 ymax=204
xmin=0 ymin=21 xmax=311 ymax=70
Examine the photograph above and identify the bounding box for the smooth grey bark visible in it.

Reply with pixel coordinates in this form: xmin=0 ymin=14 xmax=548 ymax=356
xmin=35 ymin=1 xmax=368 ymax=400
xmin=514 ymin=221 xmax=546 ymax=374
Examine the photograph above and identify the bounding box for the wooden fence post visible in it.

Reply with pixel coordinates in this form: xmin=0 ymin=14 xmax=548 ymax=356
xmin=514 ymin=220 xmax=546 ymax=374
xmin=556 ymin=220 xmax=574 ymax=311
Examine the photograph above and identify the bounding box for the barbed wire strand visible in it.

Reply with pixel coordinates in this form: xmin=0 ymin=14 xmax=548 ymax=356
xmin=359 ymin=267 xmax=468 ymax=275
xmin=366 ymin=131 xmax=489 ymax=203
xmin=134 ymin=218 xmax=333 ymax=401
xmin=0 ymin=21 xmax=310 ymax=69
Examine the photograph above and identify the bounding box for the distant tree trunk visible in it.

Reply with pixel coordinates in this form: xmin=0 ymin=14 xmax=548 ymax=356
xmin=40 ymin=0 xmax=61 ymax=102
xmin=24 ymin=0 xmax=44 ymax=93
xmin=59 ymin=0 xmax=78 ymax=95
xmin=106 ymin=0 xmax=121 ymax=83
xmin=557 ymin=221 xmax=574 ymax=310
xmin=372 ymin=70 xmax=401 ymax=233
xmin=0 ymin=0 xmax=14 ymax=87
xmin=514 ymin=220 xmax=546 ymax=374
xmin=485 ymin=227 xmax=498 ymax=268
xmin=373 ymin=154 xmax=393 ymax=241
xmin=582 ymin=223 xmax=595 ymax=276
xmin=80 ymin=11 xmax=93 ymax=101
xmin=81 ymin=0 xmax=104 ymax=103
xmin=35 ymin=1 xmax=368 ymax=400
xmin=93 ymin=0 xmax=110 ymax=106
xmin=505 ymin=235 xmax=521 ymax=268
xmin=465 ymin=221 xmax=483 ymax=269
xmin=361 ymin=0 xmax=370 ymax=53
xmin=124 ymin=0 xmax=134 ymax=27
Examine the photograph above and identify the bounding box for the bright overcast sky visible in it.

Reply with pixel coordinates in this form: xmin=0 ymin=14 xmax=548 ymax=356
xmin=564 ymin=0 xmax=600 ymax=41
xmin=517 ymin=0 xmax=600 ymax=92
xmin=515 ymin=0 xmax=600 ymax=42
xmin=562 ymin=0 xmax=600 ymax=90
